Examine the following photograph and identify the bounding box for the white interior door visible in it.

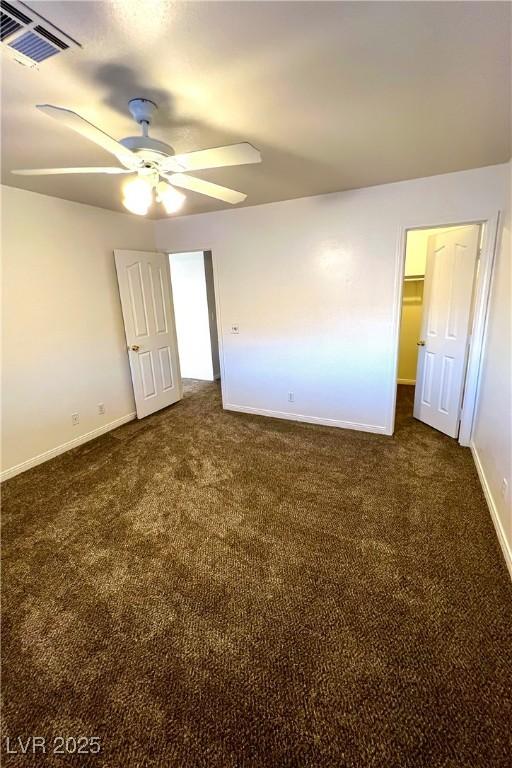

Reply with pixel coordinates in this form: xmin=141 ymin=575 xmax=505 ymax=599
xmin=413 ymin=226 xmax=479 ymax=438
xmin=114 ymin=249 xmax=182 ymax=418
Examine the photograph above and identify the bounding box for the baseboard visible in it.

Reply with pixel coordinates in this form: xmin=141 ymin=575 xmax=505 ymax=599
xmin=397 ymin=378 xmax=416 ymax=385
xmin=223 ymin=403 xmax=387 ymax=435
xmin=471 ymin=442 xmax=512 ymax=580
xmin=1 ymin=412 xmax=136 ymax=483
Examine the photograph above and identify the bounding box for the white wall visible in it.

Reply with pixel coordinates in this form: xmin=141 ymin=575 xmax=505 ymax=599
xmin=155 ymin=163 xmax=509 ymax=436
xmin=472 ymin=179 xmax=512 ymax=576
xmin=169 ymin=251 xmax=214 ymax=380
xmin=1 ymin=185 xmax=155 ymax=478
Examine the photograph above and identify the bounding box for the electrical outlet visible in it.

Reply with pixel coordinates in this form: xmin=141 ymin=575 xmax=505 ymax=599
xmin=231 ymin=324 xmax=240 ymax=334
xmin=501 ymin=478 xmax=509 ymax=500
xmin=71 ymin=413 xmax=80 ymax=426
xmin=98 ymin=403 xmax=105 ymax=415
xmin=288 ymin=392 xmax=295 ymax=403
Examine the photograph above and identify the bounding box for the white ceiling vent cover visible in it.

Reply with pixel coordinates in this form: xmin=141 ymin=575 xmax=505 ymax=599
xmin=1 ymin=1 xmax=80 ymax=67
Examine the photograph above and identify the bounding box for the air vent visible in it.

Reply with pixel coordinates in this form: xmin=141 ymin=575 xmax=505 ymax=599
xmin=9 ymin=30 xmax=58 ymax=61
xmin=0 ymin=1 xmax=80 ymax=67
xmin=1 ymin=1 xmax=31 ymax=25
xmin=1 ymin=0 xmax=31 ymax=42
xmin=34 ymin=24 xmax=68 ymax=50
xmin=0 ymin=11 xmax=22 ymax=41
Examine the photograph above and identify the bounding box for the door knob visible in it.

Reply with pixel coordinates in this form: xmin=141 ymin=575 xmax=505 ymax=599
xmin=130 ymin=344 xmax=140 ymax=352
xmin=417 ymin=340 xmax=426 ymax=347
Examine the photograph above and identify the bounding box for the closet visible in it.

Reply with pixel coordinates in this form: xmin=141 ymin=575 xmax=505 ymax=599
xmin=398 ymin=275 xmax=424 ymax=384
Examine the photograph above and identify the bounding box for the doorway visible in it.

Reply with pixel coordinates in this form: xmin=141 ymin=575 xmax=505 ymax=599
xmin=169 ymin=250 xmax=220 ymax=382
xmin=396 ymin=224 xmax=482 ymax=439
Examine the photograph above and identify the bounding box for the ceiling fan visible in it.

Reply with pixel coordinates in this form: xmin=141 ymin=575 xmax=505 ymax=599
xmin=11 ymin=98 xmax=262 ymax=215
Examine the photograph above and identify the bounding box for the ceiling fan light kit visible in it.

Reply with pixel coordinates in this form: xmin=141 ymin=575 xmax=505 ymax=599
xmin=122 ymin=175 xmax=153 ymax=216
xmin=156 ymin=181 xmax=186 ymax=214
xmin=12 ymin=98 xmax=262 ymax=216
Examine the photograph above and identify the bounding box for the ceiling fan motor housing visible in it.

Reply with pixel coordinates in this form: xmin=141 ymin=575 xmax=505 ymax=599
xmin=122 ymin=99 xmax=175 ymax=165
xmin=128 ymin=98 xmax=158 ymax=126
xmin=119 ymin=135 xmax=175 ymax=164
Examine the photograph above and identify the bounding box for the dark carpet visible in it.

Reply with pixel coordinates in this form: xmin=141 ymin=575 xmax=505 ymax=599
xmin=1 ymin=382 xmax=511 ymax=767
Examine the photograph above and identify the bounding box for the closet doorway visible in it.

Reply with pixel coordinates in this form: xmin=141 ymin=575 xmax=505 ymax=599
xmin=397 ymin=224 xmax=482 ymax=439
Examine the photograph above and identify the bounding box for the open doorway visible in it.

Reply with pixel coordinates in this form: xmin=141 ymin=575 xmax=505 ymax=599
xmin=396 ymin=224 xmax=482 ymax=439
xmin=169 ymin=250 xmax=220 ymax=382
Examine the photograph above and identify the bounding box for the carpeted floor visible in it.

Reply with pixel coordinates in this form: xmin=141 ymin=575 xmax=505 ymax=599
xmin=2 ymin=381 xmax=511 ymax=767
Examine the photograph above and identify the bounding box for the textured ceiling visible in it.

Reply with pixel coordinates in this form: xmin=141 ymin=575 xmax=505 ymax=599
xmin=1 ymin=1 xmax=510 ymax=218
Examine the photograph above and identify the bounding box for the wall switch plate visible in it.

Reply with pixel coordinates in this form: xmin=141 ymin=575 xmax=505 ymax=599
xmin=231 ymin=324 xmax=240 ymax=334
xmin=501 ymin=478 xmax=509 ymax=500
xmin=288 ymin=392 xmax=295 ymax=403
xmin=71 ymin=413 xmax=80 ymax=426
xmin=98 ymin=403 xmax=105 ymax=415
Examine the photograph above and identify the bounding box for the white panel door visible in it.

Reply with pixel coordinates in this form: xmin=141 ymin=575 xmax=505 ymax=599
xmin=413 ymin=226 xmax=479 ymax=438
xmin=114 ymin=250 xmax=182 ymax=418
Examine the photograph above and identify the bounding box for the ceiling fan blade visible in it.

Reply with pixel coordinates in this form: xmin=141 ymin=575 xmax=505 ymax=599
xmin=161 ymin=142 xmax=261 ymax=173
xmin=166 ymin=173 xmax=247 ymax=204
xmin=11 ymin=167 xmax=132 ymax=176
xmin=36 ymin=105 xmax=141 ymax=168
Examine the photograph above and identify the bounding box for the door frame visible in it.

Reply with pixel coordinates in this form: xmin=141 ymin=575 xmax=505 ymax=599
xmin=389 ymin=211 xmax=502 ymax=445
